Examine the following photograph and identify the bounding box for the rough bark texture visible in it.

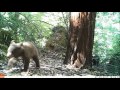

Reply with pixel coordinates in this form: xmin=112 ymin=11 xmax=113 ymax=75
xmin=64 ymin=12 xmax=96 ymax=69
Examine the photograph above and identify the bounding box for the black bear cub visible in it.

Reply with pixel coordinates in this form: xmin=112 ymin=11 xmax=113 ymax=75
xmin=7 ymin=40 xmax=40 ymax=72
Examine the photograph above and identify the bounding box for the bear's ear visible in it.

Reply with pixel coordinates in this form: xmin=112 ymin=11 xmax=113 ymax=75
xmin=10 ymin=40 xmax=15 ymax=44
xmin=20 ymin=42 xmax=23 ymax=46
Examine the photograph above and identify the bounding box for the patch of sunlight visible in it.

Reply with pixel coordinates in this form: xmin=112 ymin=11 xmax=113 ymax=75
xmin=31 ymin=12 xmax=38 ymax=15
xmin=19 ymin=15 xmax=25 ymax=20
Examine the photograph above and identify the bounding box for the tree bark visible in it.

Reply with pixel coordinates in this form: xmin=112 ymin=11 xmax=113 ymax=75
xmin=64 ymin=12 xmax=96 ymax=69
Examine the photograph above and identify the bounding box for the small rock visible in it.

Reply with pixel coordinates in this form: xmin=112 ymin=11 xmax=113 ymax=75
xmin=21 ymin=71 xmax=29 ymax=76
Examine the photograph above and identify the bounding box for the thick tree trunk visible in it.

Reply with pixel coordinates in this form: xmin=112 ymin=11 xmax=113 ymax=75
xmin=64 ymin=12 xmax=96 ymax=69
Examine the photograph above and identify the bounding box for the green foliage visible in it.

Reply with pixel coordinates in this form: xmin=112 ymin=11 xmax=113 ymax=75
xmin=106 ymin=34 xmax=120 ymax=75
xmin=94 ymin=12 xmax=120 ymax=61
xmin=0 ymin=43 xmax=7 ymax=61
xmin=0 ymin=13 xmax=8 ymax=28
xmin=0 ymin=29 xmax=12 ymax=61
xmin=93 ymin=12 xmax=120 ymax=75
xmin=0 ymin=29 xmax=13 ymax=46
xmin=0 ymin=12 xmax=53 ymax=46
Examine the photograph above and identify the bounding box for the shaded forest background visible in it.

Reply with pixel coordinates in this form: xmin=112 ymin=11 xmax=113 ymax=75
xmin=0 ymin=12 xmax=120 ymax=76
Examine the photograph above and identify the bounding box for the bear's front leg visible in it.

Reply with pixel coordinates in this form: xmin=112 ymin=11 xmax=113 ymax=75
xmin=21 ymin=57 xmax=30 ymax=72
xmin=33 ymin=56 xmax=40 ymax=68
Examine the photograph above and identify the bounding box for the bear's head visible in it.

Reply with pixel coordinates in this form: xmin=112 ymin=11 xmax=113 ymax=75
xmin=7 ymin=40 xmax=23 ymax=59
xmin=7 ymin=40 xmax=24 ymax=67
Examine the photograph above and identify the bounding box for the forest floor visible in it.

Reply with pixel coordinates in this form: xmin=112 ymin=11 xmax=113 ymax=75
xmin=0 ymin=50 xmax=107 ymax=77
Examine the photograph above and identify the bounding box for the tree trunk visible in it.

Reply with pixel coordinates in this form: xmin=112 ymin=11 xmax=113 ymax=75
xmin=64 ymin=12 xmax=96 ymax=69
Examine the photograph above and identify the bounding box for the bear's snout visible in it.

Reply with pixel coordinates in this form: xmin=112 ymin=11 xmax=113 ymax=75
xmin=7 ymin=52 xmax=13 ymax=59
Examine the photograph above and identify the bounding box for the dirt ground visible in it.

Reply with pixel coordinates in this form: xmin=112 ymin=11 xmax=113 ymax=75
xmin=0 ymin=51 xmax=104 ymax=77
